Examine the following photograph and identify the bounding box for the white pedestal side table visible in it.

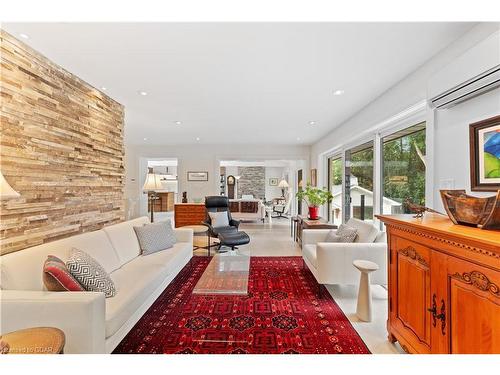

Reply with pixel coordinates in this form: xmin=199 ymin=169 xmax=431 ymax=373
xmin=353 ymin=259 xmax=379 ymax=322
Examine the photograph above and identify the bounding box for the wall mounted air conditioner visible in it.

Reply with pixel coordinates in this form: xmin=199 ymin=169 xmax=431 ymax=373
xmin=428 ymin=30 xmax=500 ymax=109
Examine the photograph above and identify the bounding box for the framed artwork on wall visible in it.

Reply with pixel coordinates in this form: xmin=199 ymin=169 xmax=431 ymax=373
xmin=269 ymin=178 xmax=278 ymax=186
xmin=187 ymin=171 xmax=209 ymax=181
xmin=469 ymin=115 xmax=500 ymax=191
xmin=310 ymin=169 xmax=317 ymax=187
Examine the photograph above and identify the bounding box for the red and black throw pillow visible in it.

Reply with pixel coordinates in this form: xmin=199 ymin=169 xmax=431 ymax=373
xmin=43 ymin=255 xmax=85 ymax=292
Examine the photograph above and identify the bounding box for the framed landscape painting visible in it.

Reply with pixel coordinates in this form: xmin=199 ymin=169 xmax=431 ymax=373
xmin=187 ymin=171 xmax=208 ymax=181
xmin=470 ymin=115 xmax=500 ymax=191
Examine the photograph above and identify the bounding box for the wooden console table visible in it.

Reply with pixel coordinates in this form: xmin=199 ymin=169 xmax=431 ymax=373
xmin=377 ymin=213 xmax=500 ymax=354
xmin=174 ymin=203 xmax=206 ymax=228
xmin=296 ymin=215 xmax=337 ymax=246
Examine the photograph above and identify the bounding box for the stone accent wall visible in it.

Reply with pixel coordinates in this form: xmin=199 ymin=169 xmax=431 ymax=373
xmin=0 ymin=31 xmax=125 ymax=255
xmin=237 ymin=167 xmax=265 ymax=199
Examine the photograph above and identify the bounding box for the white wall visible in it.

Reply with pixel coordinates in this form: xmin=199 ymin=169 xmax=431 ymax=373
xmin=125 ymin=143 xmax=310 ymax=217
xmin=432 ymin=87 xmax=500 ymax=211
xmin=310 ymin=23 xmax=500 ymax=212
xmin=265 ymin=167 xmax=285 ymax=199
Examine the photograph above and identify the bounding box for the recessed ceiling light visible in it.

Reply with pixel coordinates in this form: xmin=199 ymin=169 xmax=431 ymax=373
xmin=19 ymin=33 xmax=29 ymax=39
xmin=101 ymin=87 xmax=107 ymax=91
xmin=175 ymin=121 xmax=182 ymax=125
xmin=297 ymin=137 xmax=301 ymax=141
xmin=196 ymin=137 xmax=200 ymax=141
xmin=143 ymin=137 xmax=147 ymax=141
xmin=308 ymin=121 xmax=316 ymax=126
xmin=333 ymin=90 xmax=345 ymax=96
xmin=138 ymin=91 xmax=148 ymax=96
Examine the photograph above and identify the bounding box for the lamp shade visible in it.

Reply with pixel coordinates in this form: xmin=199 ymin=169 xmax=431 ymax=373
xmin=0 ymin=171 xmax=20 ymax=200
xmin=278 ymin=179 xmax=289 ymax=188
xmin=143 ymin=171 xmax=162 ymax=191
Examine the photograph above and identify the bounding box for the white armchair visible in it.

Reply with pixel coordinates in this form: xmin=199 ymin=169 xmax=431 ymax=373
xmin=302 ymin=218 xmax=387 ymax=286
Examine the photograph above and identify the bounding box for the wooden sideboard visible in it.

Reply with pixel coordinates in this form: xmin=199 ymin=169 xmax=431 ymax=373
xmin=377 ymin=213 xmax=500 ymax=354
xmin=174 ymin=203 xmax=206 ymax=228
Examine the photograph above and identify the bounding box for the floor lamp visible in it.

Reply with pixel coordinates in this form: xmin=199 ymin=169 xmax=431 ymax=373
xmin=143 ymin=168 xmax=162 ymax=222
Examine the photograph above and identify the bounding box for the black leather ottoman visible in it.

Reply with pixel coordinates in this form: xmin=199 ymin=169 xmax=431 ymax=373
xmin=218 ymin=231 xmax=250 ymax=250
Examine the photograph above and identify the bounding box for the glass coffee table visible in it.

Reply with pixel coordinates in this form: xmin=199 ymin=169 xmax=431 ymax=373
xmin=192 ymin=247 xmax=250 ymax=295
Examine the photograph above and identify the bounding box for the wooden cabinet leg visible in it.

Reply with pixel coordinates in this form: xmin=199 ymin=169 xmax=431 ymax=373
xmin=388 ymin=332 xmax=397 ymax=343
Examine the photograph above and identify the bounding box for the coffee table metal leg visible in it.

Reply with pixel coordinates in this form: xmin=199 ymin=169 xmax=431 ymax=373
xmin=207 ymin=233 xmax=211 ymax=257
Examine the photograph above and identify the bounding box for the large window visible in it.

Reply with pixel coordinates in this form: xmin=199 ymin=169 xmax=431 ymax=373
xmin=327 ymin=156 xmax=342 ymax=225
xmin=382 ymin=123 xmax=426 ymax=214
xmin=345 ymin=141 xmax=374 ymax=222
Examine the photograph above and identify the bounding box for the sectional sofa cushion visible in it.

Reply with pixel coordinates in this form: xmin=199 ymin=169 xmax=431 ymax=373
xmin=0 ymin=230 xmax=120 ymax=291
xmin=66 ymin=249 xmax=117 ymax=298
xmin=103 ymin=216 xmax=149 ymax=266
xmin=105 ymin=240 xmax=192 ymax=338
xmin=43 ymin=255 xmax=85 ymax=292
xmin=133 ymin=220 xmax=176 ymax=255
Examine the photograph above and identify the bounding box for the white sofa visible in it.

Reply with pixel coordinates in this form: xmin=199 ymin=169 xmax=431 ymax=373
xmin=229 ymin=199 xmax=266 ymax=222
xmin=302 ymin=218 xmax=387 ymax=286
xmin=0 ymin=217 xmax=193 ymax=354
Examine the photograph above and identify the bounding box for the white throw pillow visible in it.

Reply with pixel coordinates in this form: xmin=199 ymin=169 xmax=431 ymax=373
xmin=325 ymin=224 xmax=358 ymax=243
xmin=209 ymin=211 xmax=230 ymax=228
xmin=134 ymin=220 xmax=177 ymax=255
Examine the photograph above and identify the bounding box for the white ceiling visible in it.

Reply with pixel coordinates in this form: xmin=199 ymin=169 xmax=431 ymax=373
xmin=3 ymin=23 xmax=474 ymax=145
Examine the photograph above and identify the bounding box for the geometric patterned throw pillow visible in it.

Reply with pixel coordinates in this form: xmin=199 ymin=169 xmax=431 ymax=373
xmin=66 ymin=248 xmax=116 ymax=298
xmin=326 ymin=224 xmax=358 ymax=243
xmin=133 ymin=220 xmax=177 ymax=256
xmin=43 ymin=255 xmax=85 ymax=292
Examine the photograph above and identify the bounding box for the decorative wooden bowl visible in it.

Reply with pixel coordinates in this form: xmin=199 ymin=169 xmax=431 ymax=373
xmin=440 ymin=189 xmax=500 ymax=229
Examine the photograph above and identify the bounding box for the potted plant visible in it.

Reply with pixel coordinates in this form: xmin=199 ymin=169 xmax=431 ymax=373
xmin=296 ymin=184 xmax=333 ymax=220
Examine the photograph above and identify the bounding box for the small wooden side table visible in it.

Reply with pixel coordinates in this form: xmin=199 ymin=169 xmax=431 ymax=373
xmin=296 ymin=215 xmax=337 ymax=247
xmin=0 ymin=327 xmax=65 ymax=354
xmin=181 ymin=224 xmax=217 ymax=256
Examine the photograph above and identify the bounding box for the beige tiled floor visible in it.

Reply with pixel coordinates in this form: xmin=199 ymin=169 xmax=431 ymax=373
xmin=192 ymin=218 xmax=402 ymax=354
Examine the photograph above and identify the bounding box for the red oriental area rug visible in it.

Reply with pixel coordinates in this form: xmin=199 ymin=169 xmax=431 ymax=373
xmin=113 ymin=256 xmax=370 ymax=354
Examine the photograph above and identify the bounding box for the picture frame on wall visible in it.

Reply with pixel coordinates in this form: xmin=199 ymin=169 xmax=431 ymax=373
xmin=310 ymin=168 xmax=317 ymax=187
xmin=187 ymin=171 xmax=209 ymax=181
xmin=269 ymin=178 xmax=278 ymax=186
xmin=469 ymin=115 xmax=500 ymax=191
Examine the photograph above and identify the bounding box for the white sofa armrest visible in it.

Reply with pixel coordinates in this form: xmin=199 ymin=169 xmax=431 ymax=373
xmin=302 ymin=229 xmax=331 ymax=245
xmin=0 ymin=290 xmax=105 ymax=354
xmin=316 ymin=242 xmax=388 ymax=285
xmin=174 ymin=228 xmax=194 ymax=244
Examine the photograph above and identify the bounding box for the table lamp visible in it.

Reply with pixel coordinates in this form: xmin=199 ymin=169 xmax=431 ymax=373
xmin=143 ymin=168 xmax=162 ymax=222
xmin=278 ymin=179 xmax=289 ymax=198
xmin=0 ymin=171 xmax=20 ymax=200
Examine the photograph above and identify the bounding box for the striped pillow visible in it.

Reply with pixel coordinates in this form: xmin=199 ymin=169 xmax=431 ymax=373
xmin=66 ymin=249 xmax=116 ymax=298
xmin=43 ymin=255 xmax=85 ymax=292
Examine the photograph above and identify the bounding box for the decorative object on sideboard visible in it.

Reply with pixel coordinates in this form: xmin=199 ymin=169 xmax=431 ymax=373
xmin=403 ymin=198 xmax=445 ymax=218
xmin=296 ymin=184 xmax=333 ymax=220
xmin=469 ymin=115 xmax=500 ymax=191
xmin=182 ymin=191 xmax=188 ymax=203
xmin=440 ymin=189 xmax=500 ymax=229
xmin=310 ymin=169 xmax=317 ymax=187
xmin=269 ymin=177 xmax=278 ymax=186
xmin=0 ymin=171 xmax=20 ymax=200
xmin=187 ymin=171 xmax=208 ymax=181
xmin=143 ymin=167 xmax=162 ymax=222
xmin=278 ymin=179 xmax=289 ymax=198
